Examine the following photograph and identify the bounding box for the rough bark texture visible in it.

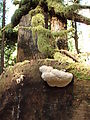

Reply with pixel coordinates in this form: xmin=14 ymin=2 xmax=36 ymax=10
xmin=0 ymin=59 xmax=90 ymax=120
xmin=51 ymin=17 xmax=68 ymax=50
xmin=17 ymin=14 xmax=42 ymax=62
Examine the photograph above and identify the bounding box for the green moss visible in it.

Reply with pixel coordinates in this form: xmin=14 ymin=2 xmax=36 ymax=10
xmin=13 ymin=0 xmax=20 ymax=5
xmin=11 ymin=2 xmax=31 ymax=27
xmin=32 ymin=26 xmax=55 ymax=57
xmin=47 ymin=0 xmax=64 ymax=16
xmin=19 ymin=24 xmax=74 ymax=57
xmin=21 ymin=0 xmax=39 ymax=6
xmin=52 ymin=28 xmax=74 ymax=39
xmin=54 ymin=52 xmax=90 ymax=80
xmin=66 ymin=62 xmax=90 ymax=80
xmin=31 ymin=13 xmax=45 ymax=27
xmin=29 ymin=6 xmax=43 ymax=17
xmin=54 ymin=52 xmax=74 ymax=63
xmin=20 ymin=0 xmax=30 ymax=5
xmin=37 ymin=31 xmax=54 ymax=57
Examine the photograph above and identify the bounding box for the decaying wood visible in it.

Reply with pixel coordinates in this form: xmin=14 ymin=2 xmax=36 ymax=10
xmin=0 ymin=59 xmax=90 ymax=120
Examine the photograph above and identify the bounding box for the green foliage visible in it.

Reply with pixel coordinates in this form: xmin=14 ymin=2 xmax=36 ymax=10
xmin=20 ymin=0 xmax=30 ymax=5
xmin=13 ymin=0 xmax=20 ymax=5
xmin=68 ymin=39 xmax=75 ymax=52
xmin=11 ymin=3 xmax=31 ymax=27
xmin=20 ymin=0 xmax=39 ymax=6
xmin=0 ymin=24 xmax=17 ymax=68
xmin=5 ymin=43 xmax=17 ymax=67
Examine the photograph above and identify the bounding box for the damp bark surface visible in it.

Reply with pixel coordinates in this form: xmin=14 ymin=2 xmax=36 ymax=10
xmin=0 ymin=77 xmax=90 ymax=120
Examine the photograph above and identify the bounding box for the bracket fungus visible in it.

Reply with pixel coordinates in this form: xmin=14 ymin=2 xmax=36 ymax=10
xmin=39 ymin=65 xmax=73 ymax=87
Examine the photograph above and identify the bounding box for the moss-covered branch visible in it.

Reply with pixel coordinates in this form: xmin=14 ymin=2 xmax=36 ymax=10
xmin=67 ymin=13 xmax=90 ymax=25
xmin=11 ymin=0 xmax=40 ymax=27
xmin=13 ymin=0 xmax=20 ymax=5
xmin=65 ymin=3 xmax=90 ymax=12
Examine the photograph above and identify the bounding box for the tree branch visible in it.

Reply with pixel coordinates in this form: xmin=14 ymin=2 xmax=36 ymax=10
xmin=67 ymin=13 xmax=90 ymax=25
xmin=55 ymin=49 xmax=79 ymax=62
xmin=66 ymin=3 xmax=90 ymax=12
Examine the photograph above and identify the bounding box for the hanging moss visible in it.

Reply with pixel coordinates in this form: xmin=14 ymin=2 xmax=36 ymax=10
xmin=31 ymin=18 xmax=54 ymax=56
xmin=19 ymin=24 xmax=74 ymax=57
xmin=36 ymin=26 xmax=55 ymax=57
xmin=31 ymin=13 xmax=45 ymax=27
xmin=52 ymin=28 xmax=74 ymax=40
xmin=29 ymin=6 xmax=44 ymax=17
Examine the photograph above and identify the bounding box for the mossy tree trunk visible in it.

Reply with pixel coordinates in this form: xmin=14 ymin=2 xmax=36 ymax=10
xmin=51 ymin=16 xmax=68 ymax=50
xmin=14 ymin=0 xmax=90 ymax=61
xmin=17 ymin=14 xmax=40 ymax=62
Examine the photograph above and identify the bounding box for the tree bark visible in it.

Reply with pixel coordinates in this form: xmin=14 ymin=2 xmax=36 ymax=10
xmin=44 ymin=12 xmax=48 ymax=29
xmin=67 ymin=13 xmax=90 ymax=25
xmin=72 ymin=21 xmax=79 ymax=54
xmin=51 ymin=16 xmax=68 ymax=50
xmin=0 ymin=59 xmax=90 ymax=120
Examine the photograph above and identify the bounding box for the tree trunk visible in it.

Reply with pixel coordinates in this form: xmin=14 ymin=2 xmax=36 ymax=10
xmin=51 ymin=16 xmax=68 ymax=50
xmin=17 ymin=14 xmax=44 ymax=62
xmin=72 ymin=21 xmax=79 ymax=54
xmin=44 ymin=12 xmax=48 ymax=29
xmin=0 ymin=60 xmax=90 ymax=120
xmin=72 ymin=0 xmax=80 ymax=54
xmin=1 ymin=0 xmax=5 ymax=73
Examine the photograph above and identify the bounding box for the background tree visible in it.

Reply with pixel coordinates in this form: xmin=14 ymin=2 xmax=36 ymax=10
xmin=1 ymin=0 xmax=6 ymax=73
xmin=0 ymin=0 xmax=3 ymax=73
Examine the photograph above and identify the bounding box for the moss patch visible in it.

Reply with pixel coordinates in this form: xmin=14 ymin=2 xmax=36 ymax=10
xmin=32 ymin=13 xmax=45 ymax=27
